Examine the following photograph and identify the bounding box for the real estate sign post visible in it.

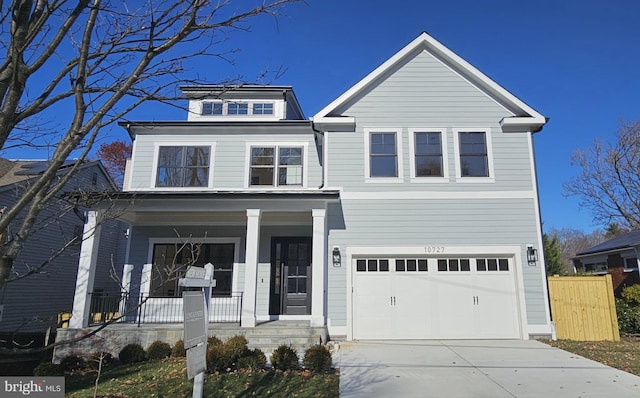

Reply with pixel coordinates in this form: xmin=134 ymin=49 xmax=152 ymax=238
xmin=180 ymin=263 xmax=215 ymax=398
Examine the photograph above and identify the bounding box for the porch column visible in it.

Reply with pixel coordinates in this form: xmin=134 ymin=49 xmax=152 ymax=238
xmin=311 ymin=209 xmax=327 ymax=327
xmin=69 ymin=211 xmax=102 ymax=329
xmin=242 ymin=209 xmax=261 ymax=327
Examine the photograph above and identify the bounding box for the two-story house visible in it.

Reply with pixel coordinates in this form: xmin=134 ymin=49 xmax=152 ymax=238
xmin=58 ymin=32 xmax=553 ymax=356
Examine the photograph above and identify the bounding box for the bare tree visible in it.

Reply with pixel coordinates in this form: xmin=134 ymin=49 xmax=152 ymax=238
xmin=0 ymin=0 xmax=302 ymax=290
xmin=564 ymin=120 xmax=640 ymax=230
xmin=547 ymin=227 xmax=605 ymax=273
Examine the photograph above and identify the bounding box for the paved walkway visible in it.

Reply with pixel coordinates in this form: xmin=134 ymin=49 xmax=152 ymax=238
xmin=335 ymin=340 xmax=640 ymax=397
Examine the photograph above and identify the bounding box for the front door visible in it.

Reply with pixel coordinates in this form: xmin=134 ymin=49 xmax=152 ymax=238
xmin=269 ymin=237 xmax=312 ymax=315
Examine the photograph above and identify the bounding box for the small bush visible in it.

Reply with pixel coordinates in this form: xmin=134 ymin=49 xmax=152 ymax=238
xmin=147 ymin=340 xmax=172 ymax=361
xmin=206 ymin=343 xmax=231 ymax=372
xmin=303 ymin=345 xmax=333 ymax=373
xmin=270 ymin=345 xmax=299 ymax=371
xmin=237 ymin=348 xmax=267 ymax=371
xmin=88 ymin=351 xmax=114 ymax=369
xmin=33 ymin=362 xmax=64 ymax=376
xmin=171 ymin=340 xmax=186 ymax=357
xmin=207 ymin=336 xmax=223 ymax=346
xmin=622 ymin=285 xmax=640 ymax=306
xmin=60 ymin=355 xmax=86 ymax=372
xmin=225 ymin=335 xmax=248 ymax=363
xmin=616 ymin=298 xmax=640 ymax=334
xmin=119 ymin=343 xmax=147 ymax=365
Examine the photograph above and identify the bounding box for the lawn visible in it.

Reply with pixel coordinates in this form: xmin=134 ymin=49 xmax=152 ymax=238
xmin=544 ymin=338 xmax=640 ymax=377
xmin=65 ymin=358 xmax=339 ymax=398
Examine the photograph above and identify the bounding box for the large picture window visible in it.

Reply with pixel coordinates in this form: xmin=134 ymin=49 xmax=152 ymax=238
xmin=156 ymin=146 xmax=210 ymax=187
xmin=250 ymin=146 xmax=303 ymax=187
xmin=150 ymin=242 xmax=235 ymax=297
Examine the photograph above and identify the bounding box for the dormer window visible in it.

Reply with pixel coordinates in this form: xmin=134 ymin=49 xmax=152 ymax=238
xmin=202 ymin=102 xmax=222 ymax=115
xmin=199 ymin=101 xmax=274 ymax=117
xmin=253 ymin=103 xmax=273 ymax=115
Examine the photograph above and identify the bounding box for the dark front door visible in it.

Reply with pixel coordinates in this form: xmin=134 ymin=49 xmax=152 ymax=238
xmin=269 ymin=237 xmax=312 ymax=315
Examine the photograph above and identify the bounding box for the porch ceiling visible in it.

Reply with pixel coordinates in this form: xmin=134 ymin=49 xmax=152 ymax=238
xmin=127 ymin=210 xmax=313 ymax=226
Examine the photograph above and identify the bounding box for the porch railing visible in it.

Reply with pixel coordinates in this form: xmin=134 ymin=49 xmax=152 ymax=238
xmin=88 ymin=292 xmax=243 ymax=327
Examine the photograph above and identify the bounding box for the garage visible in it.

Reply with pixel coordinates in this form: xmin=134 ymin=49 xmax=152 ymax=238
xmin=352 ymin=255 xmax=521 ymax=339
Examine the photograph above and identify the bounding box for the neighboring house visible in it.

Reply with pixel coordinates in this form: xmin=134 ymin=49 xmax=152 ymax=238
xmin=0 ymin=158 xmax=126 ymax=340
xmin=63 ymin=32 xmax=553 ymax=349
xmin=573 ymin=231 xmax=640 ymax=295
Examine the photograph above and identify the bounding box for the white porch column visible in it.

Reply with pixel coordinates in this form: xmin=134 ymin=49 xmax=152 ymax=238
xmin=311 ymin=209 xmax=327 ymax=327
xmin=242 ymin=209 xmax=261 ymax=327
xmin=69 ymin=211 xmax=102 ymax=329
xmin=119 ymin=264 xmax=134 ymax=316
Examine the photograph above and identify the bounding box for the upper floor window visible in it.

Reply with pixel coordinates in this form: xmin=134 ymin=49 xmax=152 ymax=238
xmin=227 ymin=102 xmax=248 ymax=115
xmin=370 ymin=133 xmax=397 ymax=177
xmin=414 ymin=131 xmax=443 ymax=177
xmin=202 ymin=102 xmax=222 ymax=115
xmin=250 ymin=146 xmax=303 ymax=187
xmin=156 ymin=146 xmax=210 ymax=187
xmin=459 ymin=132 xmax=488 ymax=177
xmin=253 ymin=103 xmax=273 ymax=115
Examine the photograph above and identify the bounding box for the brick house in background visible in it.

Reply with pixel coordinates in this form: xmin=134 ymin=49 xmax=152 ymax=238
xmin=572 ymin=230 xmax=640 ymax=295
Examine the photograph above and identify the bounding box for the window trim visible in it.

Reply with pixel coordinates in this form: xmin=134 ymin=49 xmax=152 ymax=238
xmin=364 ymin=128 xmax=404 ymax=183
xmin=146 ymin=237 xmax=241 ymax=297
xmin=452 ymin=129 xmax=495 ymax=183
xmin=581 ymin=255 xmax=609 ymax=275
xmin=621 ymin=251 xmax=639 ymax=272
xmin=151 ymin=142 xmax=215 ymax=189
xmin=244 ymin=142 xmax=309 ymax=188
xmin=408 ymin=128 xmax=449 ymax=183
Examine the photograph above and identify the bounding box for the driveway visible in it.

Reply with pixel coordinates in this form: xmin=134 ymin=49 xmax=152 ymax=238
xmin=335 ymin=340 xmax=640 ymax=397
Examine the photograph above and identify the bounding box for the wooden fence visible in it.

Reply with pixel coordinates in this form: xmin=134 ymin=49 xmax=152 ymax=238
xmin=547 ymin=275 xmax=620 ymax=341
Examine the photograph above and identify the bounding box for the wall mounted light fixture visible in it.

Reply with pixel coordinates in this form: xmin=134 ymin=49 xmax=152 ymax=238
xmin=527 ymin=245 xmax=538 ymax=265
xmin=332 ymin=247 xmax=341 ymax=267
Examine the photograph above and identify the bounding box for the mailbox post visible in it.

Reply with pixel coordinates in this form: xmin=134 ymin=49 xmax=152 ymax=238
xmin=179 ymin=263 xmax=215 ymax=398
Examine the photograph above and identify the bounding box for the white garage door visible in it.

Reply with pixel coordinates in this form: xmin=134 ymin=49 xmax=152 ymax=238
xmin=353 ymin=256 xmax=520 ymax=339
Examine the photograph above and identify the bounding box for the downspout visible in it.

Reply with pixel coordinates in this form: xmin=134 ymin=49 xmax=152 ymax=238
xmin=311 ymin=120 xmax=326 ymax=189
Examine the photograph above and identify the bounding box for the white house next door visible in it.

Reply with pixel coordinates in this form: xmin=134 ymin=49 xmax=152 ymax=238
xmin=352 ymin=256 xmax=520 ymax=340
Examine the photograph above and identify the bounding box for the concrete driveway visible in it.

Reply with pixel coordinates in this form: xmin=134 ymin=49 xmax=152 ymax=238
xmin=335 ymin=340 xmax=640 ymax=397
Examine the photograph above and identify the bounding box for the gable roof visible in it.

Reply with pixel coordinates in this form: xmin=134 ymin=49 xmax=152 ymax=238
xmin=312 ymin=32 xmax=546 ymax=132
xmin=575 ymin=230 xmax=640 ymax=257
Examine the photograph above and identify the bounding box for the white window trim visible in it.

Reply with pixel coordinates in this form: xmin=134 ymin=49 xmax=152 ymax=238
xmin=581 ymin=255 xmax=609 ymax=275
xmin=244 ymin=142 xmax=309 ymax=189
xmin=408 ymin=128 xmax=449 ymax=183
xmin=452 ymin=128 xmax=495 ymax=183
xmin=147 ymin=237 xmax=242 ymax=296
xmin=364 ymin=128 xmax=404 ymax=183
xmin=621 ymin=251 xmax=639 ymax=272
xmin=150 ymin=142 xmax=216 ymax=190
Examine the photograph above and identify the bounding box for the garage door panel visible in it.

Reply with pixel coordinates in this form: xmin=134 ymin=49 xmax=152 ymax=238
xmin=395 ymin=273 xmax=433 ymax=338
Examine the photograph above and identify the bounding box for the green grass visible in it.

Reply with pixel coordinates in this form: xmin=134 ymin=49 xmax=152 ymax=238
xmin=65 ymin=358 xmax=339 ymax=398
xmin=544 ymin=339 xmax=640 ymax=376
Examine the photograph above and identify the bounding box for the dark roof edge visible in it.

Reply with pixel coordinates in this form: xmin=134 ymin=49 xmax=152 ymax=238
xmin=117 ymin=120 xmax=313 ymax=128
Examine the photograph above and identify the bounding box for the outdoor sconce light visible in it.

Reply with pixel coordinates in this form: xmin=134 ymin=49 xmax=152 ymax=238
xmin=123 ymin=228 xmax=130 ymax=239
xmin=527 ymin=245 xmax=538 ymax=265
xmin=332 ymin=247 xmax=341 ymax=267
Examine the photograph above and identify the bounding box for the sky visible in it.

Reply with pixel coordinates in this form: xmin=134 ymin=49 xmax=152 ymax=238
xmin=6 ymin=0 xmax=640 ymax=234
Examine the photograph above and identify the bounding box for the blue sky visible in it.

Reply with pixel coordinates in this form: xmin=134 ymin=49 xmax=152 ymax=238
xmin=8 ymin=0 xmax=640 ymax=233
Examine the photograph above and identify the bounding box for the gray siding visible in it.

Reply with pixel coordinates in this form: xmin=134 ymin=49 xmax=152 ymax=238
xmin=0 ymin=164 xmax=122 ymax=334
xmin=129 ymin=130 xmax=322 ymax=191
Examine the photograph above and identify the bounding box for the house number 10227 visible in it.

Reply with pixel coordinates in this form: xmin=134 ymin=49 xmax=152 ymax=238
xmin=426 ymin=246 xmax=445 ymax=253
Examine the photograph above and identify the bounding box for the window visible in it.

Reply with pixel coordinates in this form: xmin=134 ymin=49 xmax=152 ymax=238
xmin=370 ymin=132 xmax=398 ymax=178
xmin=413 ymin=131 xmax=444 ymax=177
xmin=253 ymin=103 xmax=273 ymax=115
xmin=156 ymin=146 xmax=210 ymax=187
xmin=622 ymin=253 xmax=639 ymax=271
xmin=356 ymin=259 xmax=389 ymax=272
xmin=202 ymin=102 xmax=223 ymax=115
xmin=458 ymin=132 xmax=488 ymax=177
xmin=476 ymin=258 xmax=510 ymax=272
xmin=249 ymin=146 xmax=303 ymax=187
xmin=582 ymin=261 xmax=608 ymax=274
xmin=227 ymin=102 xmax=248 ymax=115
xmin=150 ymin=242 xmax=235 ymax=297
xmin=437 ymin=258 xmax=471 ymax=272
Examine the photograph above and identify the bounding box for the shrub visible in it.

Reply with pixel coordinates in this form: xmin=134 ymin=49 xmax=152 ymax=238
xmin=60 ymin=355 xmax=86 ymax=372
xmin=171 ymin=340 xmax=186 ymax=357
xmin=303 ymin=345 xmax=333 ymax=373
xmin=616 ymin=298 xmax=640 ymax=334
xmin=147 ymin=340 xmax=172 ymax=361
xmin=33 ymin=362 xmax=64 ymax=376
xmin=207 ymin=336 xmax=223 ymax=347
xmin=119 ymin=343 xmax=147 ymax=364
xmin=237 ymin=348 xmax=267 ymax=371
xmin=270 ymin=345 xmax=299 ymax=371
xmin=206 ymin=343 xmax=231 ymax=372
xmin=225 ymin=335 xmax=248 ymax=364
xmin=88 ymin=351 xmax=114 ymax=369
xmin=622 ymin=285 xmax=640 ymax=306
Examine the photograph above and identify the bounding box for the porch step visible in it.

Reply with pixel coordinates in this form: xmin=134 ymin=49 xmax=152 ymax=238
xmin=207 ymin=321 xmax=327 ymax=354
